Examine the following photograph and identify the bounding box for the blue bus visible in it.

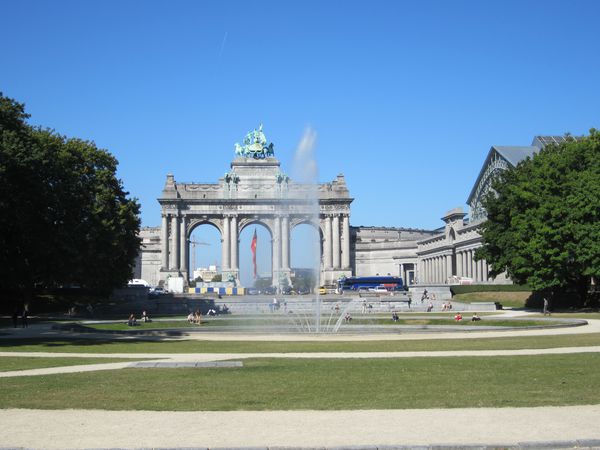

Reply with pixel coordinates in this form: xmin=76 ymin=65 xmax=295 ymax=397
xmin=338 ymin=276 xmax=404 ymax=292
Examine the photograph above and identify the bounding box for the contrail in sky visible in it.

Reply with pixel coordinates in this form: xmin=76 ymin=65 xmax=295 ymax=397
xmin=218 ymin=31 xmax=228 ymax=60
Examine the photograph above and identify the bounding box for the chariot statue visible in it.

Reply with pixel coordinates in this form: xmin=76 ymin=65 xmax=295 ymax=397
xmin=234 ymin=124 xmax=275 ymax=159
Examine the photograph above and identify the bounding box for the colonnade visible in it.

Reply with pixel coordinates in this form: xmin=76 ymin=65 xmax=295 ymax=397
xmin=321 ymin=214 xmax=351 ymax=271
xmin=160 ymin=212 xmax=352 ymax=282
xmin=420 ymin=248 xmax=490 ymax=284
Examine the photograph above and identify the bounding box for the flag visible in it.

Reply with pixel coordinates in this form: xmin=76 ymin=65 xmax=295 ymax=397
xmin=251 ymin=228 xmax=257 ymax=279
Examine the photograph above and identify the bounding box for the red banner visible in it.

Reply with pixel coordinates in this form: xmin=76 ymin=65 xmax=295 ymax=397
xmin=251 ymin=229 xmax=257 ymax=279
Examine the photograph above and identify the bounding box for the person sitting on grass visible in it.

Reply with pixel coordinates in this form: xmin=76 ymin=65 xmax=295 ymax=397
xmin=454 ymin=313 xmax=462 ymax=322
xmin=471 ymin=313 xmax=481 ymax=321
xmin=127 ymin=314 xmax=137 ymax=326
xmin=392 ymin=311 xmax=399 ymax=322
xmin=187 ymin=312 xmax=194 ymax=323
xmin=141 ymin=310 xmax=151 ymax=322
xmin=344 ymin=312 xmax=352 ymax=322
xmin=194 ymin=310 xmax=202 ymax=325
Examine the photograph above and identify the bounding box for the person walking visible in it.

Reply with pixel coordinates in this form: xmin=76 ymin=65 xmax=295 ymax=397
xmin=543 ymin=297 xmax=550 ymax=316
xmin=21 ymin=309 xmax=28 ymax=328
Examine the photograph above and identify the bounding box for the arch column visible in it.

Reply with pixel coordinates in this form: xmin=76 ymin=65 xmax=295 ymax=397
xmin=222 ymin=216 xmax=230 ymax=272
xmin=179 ymin=215 xmax=187 ymax=277
xmin=230 ymin=215 xmax=238 ymax=275
xmin=324 ymin=215 xmax=332 ymax=269
xmin=332 ymin=214 xmax=340 ymax=269
xmin=273 ymin=216 xmax=281 ymax=285
xmin=170 ymin=215 xmax=179 ymax=271
xmin=281 ymin=216 xmax=290 ymax=271
xmin=161 ymin=214 xmax=169 ymax=270
xmin=446 ymin=254 xmax=453 ymax=281
xmin=342 ymin=214 xmax=350 ymax=269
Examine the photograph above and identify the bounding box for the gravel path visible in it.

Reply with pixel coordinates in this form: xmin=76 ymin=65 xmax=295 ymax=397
xmin=1 ymin=406 xmax=599 ymax=449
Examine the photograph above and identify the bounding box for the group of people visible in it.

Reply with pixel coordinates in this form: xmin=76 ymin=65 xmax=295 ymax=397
xmin=441 ymin=301 xmax=453 ymax=311
xmin=127 ymin=310 xmax=151 ymax=326
xmin=454 ymin=312 xmax=481 ymax=322
xmin=187 ymin=310 xmax=203 ymax=324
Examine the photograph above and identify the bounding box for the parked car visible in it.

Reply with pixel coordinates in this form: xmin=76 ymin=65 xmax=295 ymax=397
xmin=369 ymin=286 xmax=389 ymax=293
xmin=319 ymin=286 xmax=327 ymax=295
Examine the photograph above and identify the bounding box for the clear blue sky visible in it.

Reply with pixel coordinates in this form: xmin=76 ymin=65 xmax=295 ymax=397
xmin=2 ymin=1 xmax=599 ymax=283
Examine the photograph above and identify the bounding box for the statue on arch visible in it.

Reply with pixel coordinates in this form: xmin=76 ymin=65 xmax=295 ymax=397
xmin=234 ymin=124 xmax=275 ymax=159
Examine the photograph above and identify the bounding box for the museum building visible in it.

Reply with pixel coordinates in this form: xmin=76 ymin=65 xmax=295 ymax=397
xmin=134 ymin=128 xmax=569 ymax=290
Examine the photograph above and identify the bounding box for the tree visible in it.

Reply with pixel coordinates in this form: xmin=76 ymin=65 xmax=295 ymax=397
xmin=0 ymin=93 xmax=141 ymax=299
xmin=477 ymin=130 xmax=600 ymax=306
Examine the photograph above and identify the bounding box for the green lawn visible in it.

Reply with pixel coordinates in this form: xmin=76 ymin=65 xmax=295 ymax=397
xmin=82 ymin=316 xmax=564 ymax=331
xmin=1 ymin=332 xmax=599 ymax=354
xmin=0 ymin=354 xmax=598 ymax=410
xmin=0 ymin=357 xmax=149 ymax=372
xmin=452 ymin=291 xmax=531 ymax=308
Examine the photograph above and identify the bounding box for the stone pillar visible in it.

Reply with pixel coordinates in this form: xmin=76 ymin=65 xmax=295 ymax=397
xmin=281 ymin=216 xmax=289 ymax=270
xmin=324 ymin=215 xmax=332 ymax=269
xmin=456 ymin=252 xmax=462 ymax=277
xmin=273 ymin=216 xmax=281 ymax=283
xmin=477 ymin=259 xmax=483 ymax=283
xmin=400 ymin=263 xmax=404 ymax=281
xmin=170 ymin=215 xmax=179 ymax=271
xmin=427 ymin=259 xmax=431 ymax=283
xmin=161 ymin=214 xmax=169 ymax=270
xmin=179 ymin=215 xmax=187 ymax=277
xmin=441 ymin=256 xmax=446 ymax=282
xmin=466 ymin=251 xmax=472 ymax=278
xmin=446 ymin=254 xmax=453 ymax=280
xmin=222 ymin=216 xmax=230 ymax=272
xmin=482 ymin=259 xmax=488 ymax=281
xmin=342 ymin=214 xmax=350 ymax=269
xmin=427 ymin=258 xmax=431 ymax=283
xmin=332 ymin=215 xmax=340 ymax=269
xmin=230 ymin=215 xmax=238 ymax=272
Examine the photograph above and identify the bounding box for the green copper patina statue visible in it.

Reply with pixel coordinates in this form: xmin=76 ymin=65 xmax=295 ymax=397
xmin=234 ymin=124 xmax=275 ymax=159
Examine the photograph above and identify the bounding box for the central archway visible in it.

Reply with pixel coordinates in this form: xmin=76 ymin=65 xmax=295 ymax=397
xmin=239 ymin=222 xmax=273 ymax=289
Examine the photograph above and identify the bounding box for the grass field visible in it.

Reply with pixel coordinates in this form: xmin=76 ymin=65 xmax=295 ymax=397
xmin=1 ymin=332 xmax=599 ymax=354
xmin=0 ymin=354 xmax=598 ymax=410
xmin=452 ymin=291 xmax=531 ymax=308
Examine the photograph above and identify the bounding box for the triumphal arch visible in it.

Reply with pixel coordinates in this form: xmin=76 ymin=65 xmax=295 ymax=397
xmin=157 ymin=125 xmax=353 ymax=287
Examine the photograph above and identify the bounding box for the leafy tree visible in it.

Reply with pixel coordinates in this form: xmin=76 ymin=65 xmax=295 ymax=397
xmin=211 ymin=274 xmax=222 ymax=282
xmin=477 ymin=130 xmax=600 ymax=306
xmin=254 ymin=277 xmax=272 ymax=291
xmin=0 ymin=93 xmax=141 ymax=299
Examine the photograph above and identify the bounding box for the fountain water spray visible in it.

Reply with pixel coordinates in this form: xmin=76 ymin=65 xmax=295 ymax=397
xmin=291 ymin=127 xmax=323 ymax=332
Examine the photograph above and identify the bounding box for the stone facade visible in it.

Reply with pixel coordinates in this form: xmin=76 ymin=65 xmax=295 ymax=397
xmin=415 ymin=135 xmax=568 ymax=284
xmin=135 ymin=134 xmax=567 ymax=288
xmin=148 ymin=152 xmax=353 ymax=288
xmin=353 ymin=226 xmax=437 ymax=284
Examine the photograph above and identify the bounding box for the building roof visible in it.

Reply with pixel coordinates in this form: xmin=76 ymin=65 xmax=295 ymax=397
xmin=466 ymin=136 xmax=571 ymax=206
xmin=491 ymin=146 xmax=538 ymax=167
